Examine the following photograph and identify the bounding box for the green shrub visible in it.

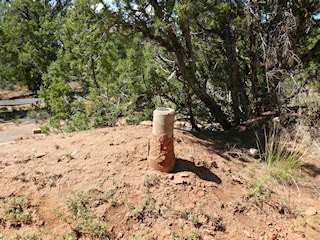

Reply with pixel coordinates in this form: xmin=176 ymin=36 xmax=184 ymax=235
xmin=27 ymin=109 xmax=38 ymax=119
xmin=249 ymin=176 xmax=273 ymax=202
xmin=0 ymin=233 xmax=7 ymax=240
xmin=57 ymin=191 xmax=112 ymax=239
xmin=257 ymin=125 xmax=304 ymax=186
xmin=173 ymin=230 xmax=200 ymax=240
xmin=13 ymin=232 xmax=41 ymax=240
xmin=0 ymin=196 xmax=31 ymax=226
xmin=40 ymin=125 xmax=50 ymax=135
xmin=131 ymin=197 xmax=155 ymax=219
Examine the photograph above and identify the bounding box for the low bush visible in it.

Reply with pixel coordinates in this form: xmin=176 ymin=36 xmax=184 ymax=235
xmin=257 ymin=124 xmax=305 ymax=186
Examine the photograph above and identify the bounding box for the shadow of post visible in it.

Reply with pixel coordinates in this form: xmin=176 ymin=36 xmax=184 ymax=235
xmin=172 ymin=158 xmax=222 ymax=184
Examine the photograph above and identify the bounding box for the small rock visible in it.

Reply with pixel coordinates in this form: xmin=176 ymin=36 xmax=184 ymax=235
xmin=249 ymin=148 xmax=259 ymax=158
xmin=35 ymin=152 xmax=45 ymax=158
xmin=108 ymin=225 xmax=114 ymax=233
xmin=232 ymin=176 xmax=243 ymax=184
xmin=187 ymin=186 xmax=193 ymax=191
xmin=180 ymin=172 xmax=191 ymax=178
xmin=203 ymin=235 xmax=215 ymax=240
xmin=244 ymin=230 xmax=251 ymax=238
xmin=37 ymin=220 xmax=44 ymax=226
xmin=140 ymin=121 xmax=152 ymax=126
xmin=211 ymin=161 xmax=218 ymax=168
xmin=204 ymin=229 xmax=214 ymax=236
xmin=305 ymin=207 xmax=317 ymax=216
xmin=271 ymin=231 xmax=278 ymax=239
xmin=198 ymin=214 xmax=209 ymax=225
xmin=172 ymin=176 xmax=185 ymax=184
xmin=188 ymin=154 xmax=194 ymax=161
xmin=168 ymin=175 xmax=174 ymax=180
xmin=172 ymin=173 xmax=191 ymax=185
xmin=118 ymin=232 xmax=124 ymax=238
xmin=272 ymin=117 xmax=280 ymax=123
xmin=71 ymin=151 xmax=78 ymax=157
xmin=174 ymin=121 xmax=188 ymax=128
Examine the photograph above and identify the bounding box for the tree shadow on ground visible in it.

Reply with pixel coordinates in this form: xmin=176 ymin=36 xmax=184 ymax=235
xmin=184 ymin=114 xmax=278 ymax=163
xmin=0 ymin=108 xmax=49 ymax=122
xmin=172 ymin=158 xmax=222 ymax=184
xmin=0 ymin=109 xmax=29 ymax=121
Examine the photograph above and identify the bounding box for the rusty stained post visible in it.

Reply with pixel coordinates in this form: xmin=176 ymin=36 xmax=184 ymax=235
xmin=148 ymin=108 xmax=175 ymax=172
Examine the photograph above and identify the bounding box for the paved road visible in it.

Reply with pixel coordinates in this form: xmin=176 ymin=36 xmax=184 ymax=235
xmin=0 ymin=135 xmax=33 ymax=142
xmin=0 ymin=98 xmax=43 ymax=106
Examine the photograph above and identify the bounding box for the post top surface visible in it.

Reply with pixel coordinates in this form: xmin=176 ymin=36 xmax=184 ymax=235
xmin=154 ymin=107 xmax=175 ymax=115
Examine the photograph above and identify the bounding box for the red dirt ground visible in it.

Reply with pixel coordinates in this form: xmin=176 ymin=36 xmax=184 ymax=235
xmin=0 ymin=123 xmax=319 ymax=239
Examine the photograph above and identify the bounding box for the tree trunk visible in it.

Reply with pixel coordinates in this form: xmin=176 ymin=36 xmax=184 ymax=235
xmin=186 ymin=85 xmax=198 ymax=131
xmin=90 ymin=57 xmax=99 ymax=89
xmin=223 ymin=29 xmax=243 ymax=124
xmin=248 ymin=22 xmax=260 ymax=115
xmin=164 ymin=23 xmax=232 ymax=130
xmin=121 ymin=2 xmax=232 ymax=130
xmin=174 ymin=49 xmax=231 ymax=130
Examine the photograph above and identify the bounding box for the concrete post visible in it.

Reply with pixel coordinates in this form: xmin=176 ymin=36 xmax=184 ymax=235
xmin=148 ymin=108 xmax=175 ymax=172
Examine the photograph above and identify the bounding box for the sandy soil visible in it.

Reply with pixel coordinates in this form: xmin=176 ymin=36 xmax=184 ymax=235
xmin=0 ymin=124 xmax=319 ymax=239
xmin=0 ymin=87 xmax=33 ymax=100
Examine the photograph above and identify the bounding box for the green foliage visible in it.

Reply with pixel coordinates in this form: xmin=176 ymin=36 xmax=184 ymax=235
xmin=39 ymin=0 xmax=161 ymax=131
xmin=0 ymin=233 xmax=7 ymax=240
xmin=27 ymin=108 xmax=50 ymax=120
xmin=188 ymin=212 xmax=199 ymax=226
xmin=63 ymin=89 xmax=121 ymax=132
xmin=13 ymin=232 xmax=41 ymax=240
xmin=57 ymin=191 xmax=111 ymax=239
xmin=13 ymin=118 xmax=22 ymax=125
xmin=0 ymin=0 xmax=70 ymax=91
xmin=143 ymin=174 xmax=160 ymax=193
xmin=0 ymin=196 xmax=31 ymax=226
xmin=257 ymin=125 xmax=304 ymax=186
xmin=131 ymin=197 xmax=155 ymax=219
xmin=249 ymin=176 xmax=273 ymax=203
xmin=196 ymin=199 xmax=208 ymax=209
xmin=173 ymin=230 xmax=200 ymax=240
xmin=40 ymin=125 xmax=50 ymax=135
xmin=1 ymin=0 xmax=320 ymax=130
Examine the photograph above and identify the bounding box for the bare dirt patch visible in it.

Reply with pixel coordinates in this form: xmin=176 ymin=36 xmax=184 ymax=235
xmin=0 ymin=87 xmax=33 ymax=101
xmin=0 ymin=124 xmax=319 ymax=239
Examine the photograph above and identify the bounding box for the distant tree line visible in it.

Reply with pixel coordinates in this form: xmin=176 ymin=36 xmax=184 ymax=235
xmin=0 ymin=0 xmax=319 ymax=131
